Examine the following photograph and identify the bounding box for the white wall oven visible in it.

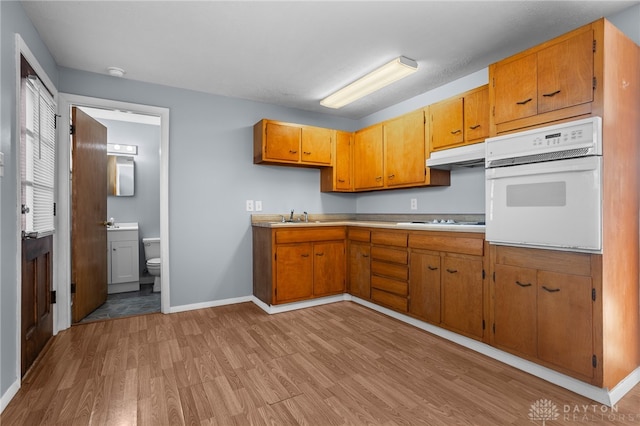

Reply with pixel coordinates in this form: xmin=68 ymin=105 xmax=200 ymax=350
xmin=485 ymin=117 xmax=602 ymax=253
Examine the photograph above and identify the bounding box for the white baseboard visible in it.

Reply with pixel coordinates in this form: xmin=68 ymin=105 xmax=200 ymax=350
xmin=251 ymin=294 xmax=349 ymax=314
xmin=169 ymin=295 xmax=254 ymax=313
xmin=0 ymin=378 xmax=20 ymax=414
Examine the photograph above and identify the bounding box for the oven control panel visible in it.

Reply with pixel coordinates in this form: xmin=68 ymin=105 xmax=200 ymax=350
xmin=486 ymin=116 xmax=602 ymax=165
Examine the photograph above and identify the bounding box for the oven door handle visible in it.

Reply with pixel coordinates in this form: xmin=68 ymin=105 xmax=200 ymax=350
xmin=486 ymin=156 xmax=601 ymax=180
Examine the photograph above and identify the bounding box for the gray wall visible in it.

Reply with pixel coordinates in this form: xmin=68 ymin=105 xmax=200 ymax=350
xmin=0 ymin=0 xmax=59 ymax=405
xmin=98 ymin=118 xmax=161 ymax=276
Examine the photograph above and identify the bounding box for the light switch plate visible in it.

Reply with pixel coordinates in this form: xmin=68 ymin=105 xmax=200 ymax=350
xmin=0 ymin=151 xmax=4 ymax=178
xmin=255 ymin=200 xmax=262 ymax=211
xmin=246 ymin=200 xmax=254 ymax=211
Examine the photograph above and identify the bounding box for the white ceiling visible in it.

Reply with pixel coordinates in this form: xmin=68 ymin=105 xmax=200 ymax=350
xmin=21 ymin=1 xmax=638 ymax=120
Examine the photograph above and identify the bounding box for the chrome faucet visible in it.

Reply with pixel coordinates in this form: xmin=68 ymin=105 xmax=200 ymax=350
xmin=289 ymin=209 xmax=294 ymax=222
xmin=303 ymin=211 xmax=308 ymax=222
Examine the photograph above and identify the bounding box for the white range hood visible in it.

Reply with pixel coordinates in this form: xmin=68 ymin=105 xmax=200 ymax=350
xmin=426 ymin=142 xmax=485 ymax=169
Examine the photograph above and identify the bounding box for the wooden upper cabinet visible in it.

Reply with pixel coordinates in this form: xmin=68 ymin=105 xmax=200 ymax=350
xmin=431 ymin=97 xmax=464 ymax=150
xmin=384 ymin=109 xmax=426 ymax=187
xmin=430 ymin=85 xmax=489 ymax=151
xmin=254 ymin=119 xmax=332 ymax=166
xmin=464 ymin=85 xmax=490 ymax=142
xmin=537 ymin=29 xmax=594 ymax=114
xmin=264 ymin=121 xmax=301 ymax=162
xmin=353 ymin=124 xmax=384 ymax=190
xmin=321 ymin=130 xmax=352 ymax=192
xmin=301 ymin=126 xmax=332 ymax=165
xmin=491 ymin=25 xmax=594 ymax=131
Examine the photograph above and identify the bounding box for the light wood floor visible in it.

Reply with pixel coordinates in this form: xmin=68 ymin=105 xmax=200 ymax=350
xmin=2 ymin=301 xmax=639 ymax=425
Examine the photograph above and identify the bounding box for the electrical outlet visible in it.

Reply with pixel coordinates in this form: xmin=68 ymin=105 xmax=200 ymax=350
xmin=246 ymin=200 xmax=254 ymax=211
xmin=255 ymin=200 xmax=262 ymax=211
xmin=410 ymin=198 xmax=418 ymax=210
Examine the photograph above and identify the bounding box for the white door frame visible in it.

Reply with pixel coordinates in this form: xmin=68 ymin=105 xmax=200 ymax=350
xmin=55 ymin=94 xmax=170 ymax=332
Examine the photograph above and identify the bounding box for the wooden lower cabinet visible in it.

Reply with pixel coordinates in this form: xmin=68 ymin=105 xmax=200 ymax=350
xmin=441 ymin=255 xmax=484 ymax=339
xmin=492 ymin=245 xmax=596 ymax=382
xmin=408 ymin=252 xmax=440 ymax=324
xmin=253 ymin=226 xmax=346 ymax=305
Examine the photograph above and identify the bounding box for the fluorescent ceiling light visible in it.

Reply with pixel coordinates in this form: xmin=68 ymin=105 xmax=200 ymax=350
xmin=321 ymin=56 xmax=418 ymax=109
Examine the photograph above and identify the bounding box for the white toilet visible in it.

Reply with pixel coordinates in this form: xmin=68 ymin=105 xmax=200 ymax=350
xmin=142 ymin=237 xmax=161 ymax=292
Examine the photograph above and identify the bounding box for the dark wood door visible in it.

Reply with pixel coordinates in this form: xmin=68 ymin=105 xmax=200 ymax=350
xmin=21 ymin=235 xmax=53 ymax=376
xmin=71 ymin=107 xmax=108 ymax=322
xmin=313 ymin=241 xmax=345 ymax=296
xmin=275 ymin=243 xmax=313 ymax=303
xmin=408 ymin=252 xmax=441 ymax=324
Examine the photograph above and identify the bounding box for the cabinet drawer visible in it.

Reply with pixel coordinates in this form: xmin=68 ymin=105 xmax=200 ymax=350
xmin=409 ymin=233 xmax=484 ymax=256
xmin=276 ymin=227 xmax=346 ymax=244
xmin=371 ymin=261 xmax=408 ymax=280
xmin=371 ymin=246 xmax=407 ymax=264
xmin=348 ymin=228 xmax=371 ymax=242
xmin=371 ymin=288 xmax=408 ymax=312
xmin=371 ymin=231 xmax=408 ymax=247
xmin=371 ymin=275 xmax=408 ymax=296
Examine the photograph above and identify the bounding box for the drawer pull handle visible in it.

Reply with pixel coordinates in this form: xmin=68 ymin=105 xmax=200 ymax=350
xmin=428 ymin=266 xmax=438 ymax=271
xmin=542 ymin=286 xmax=560 ymax=293
xmin=303 ymin=151 xmax=311 ymax=155
xmin=375 ymin=176 xmax=383 ymax=181
xmin=338 ymin=179 xmax=346 ymax=182
xmin=315 ymin=252 xmax=324 ymax=256
xmin=388 ymin=174 xmax=395 ymax=179
xmin=515 ymin=281 xmax=532 ymax=287
xmin=450 ymin=129 xmax=461 ymax=135
xmin=542 ymin=90 xmax=561 ymax=97
xmin=469 ymin=124 xmax=481 ymax=130
xmin=516 ymin=98 xmax=532 ymax=105
xmin=362 ymin=254 xmax=369 ymax=258
xmin=289 ymin=150 xmax=298 ymax=154
xmin=301 ymin=254 xmax=310 ymax=258
xmin=446 ymin=268 xmax=458 ymax=274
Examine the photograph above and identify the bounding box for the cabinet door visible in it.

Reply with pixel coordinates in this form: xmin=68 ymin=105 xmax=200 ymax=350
xmin=441 ymin=255 xmax=484 ymax=339
xmin=384 ymin=109 xmax=426 ymax=186
xmin=537 ymin=270 xmax=593 ymax=378
xmin=353 ymin=125 xmax=384 ymax=190
xmin=409 ymin=252 xmax=441 ymax=324
xmin=335 ymin=131 xmax=352 ymax=190
xmin=313 ymin=241 xmax=345 ymax=296
xmin=493 ymin=264 xmax=537 ymax=357
xmin=463 ymin=86 xmax=489 ymax=142
xmin=265 ymin=122 xmax=301 ymax=162
xmin=301 ymin=127 xmax=332 ymax=165
xmin=110 ymin=240 xmax=138 ymax=284
xmin=430 ymin=97 xmax=464 ymax=150
xmin=493 ymin=53 xmax=538 ymax=124
xmin=349 ymin=242 xmax=370 ymax=298
xmin=537 ymin=29 xmax=593 ymax=114
xmin=275 ymin=243 xmax=313 ymax=303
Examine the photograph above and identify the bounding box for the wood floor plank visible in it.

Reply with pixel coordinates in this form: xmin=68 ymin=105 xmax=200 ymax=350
xmin=2 ymin=301 xmax=640 ymax=425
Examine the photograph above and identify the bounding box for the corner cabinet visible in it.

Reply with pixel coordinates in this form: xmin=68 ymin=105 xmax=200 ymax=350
xmin=252 ymin=226 xmax=346 ymax=305
xmin=254 ymin=119 xmax=332 ymax=166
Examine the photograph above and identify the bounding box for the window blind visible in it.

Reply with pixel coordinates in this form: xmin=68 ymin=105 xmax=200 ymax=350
xmin=21 ymin=77 xmax=56 ymax=237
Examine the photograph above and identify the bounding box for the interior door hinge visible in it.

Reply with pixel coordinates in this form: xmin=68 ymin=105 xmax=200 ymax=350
xmin=593 ymin=76 xmax=597 ymax=90
xmin=592 ymin=288 xmax=596 ymax=301
xmin=482 ymin=319 xmax=485 ymax=330
xmin=69 ymin=124 xmax=75 ymax=135
xmin=493 ymin=271 xmax=496 ymax=282
xmin=592 ymin=354 xmax=598 ymax=368
xmin=492 ymin=323 xmax=495 ymax=334
xmin=482 ymin=269 xmax=486 ymax=280
xmin=53 ymin=202 xmax=56 ymax=216
xmin=593 ymin=39 xmax=597 ymax=53
xmin=71 ymin=283 xmax=76 ymax=294
xmin=51 ymin=290 xmax=56 ymax=304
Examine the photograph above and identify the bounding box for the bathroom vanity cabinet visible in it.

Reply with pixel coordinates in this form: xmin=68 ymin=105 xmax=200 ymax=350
xmin=107 ymin=224 xmax=140 ymax=294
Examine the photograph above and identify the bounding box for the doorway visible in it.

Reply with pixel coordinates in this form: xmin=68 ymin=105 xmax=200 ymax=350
xmin=54 ymin=94 xmax=170 ymax=332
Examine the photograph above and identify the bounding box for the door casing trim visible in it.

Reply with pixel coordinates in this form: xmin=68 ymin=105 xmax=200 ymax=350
xmin=56 ymin=94 xmax=170 ymax=331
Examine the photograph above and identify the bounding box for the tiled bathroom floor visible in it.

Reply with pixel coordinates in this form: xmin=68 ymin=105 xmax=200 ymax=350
xmin=80 ymin=283 xmax=160 ymax=323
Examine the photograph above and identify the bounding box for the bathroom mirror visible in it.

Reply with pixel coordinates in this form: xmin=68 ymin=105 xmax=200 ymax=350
xmin=107 ymin=155 xmax=135 ymax=196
